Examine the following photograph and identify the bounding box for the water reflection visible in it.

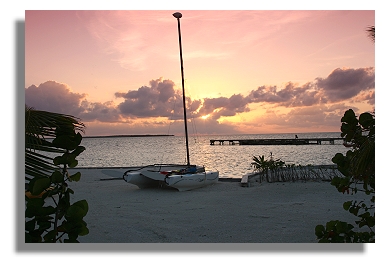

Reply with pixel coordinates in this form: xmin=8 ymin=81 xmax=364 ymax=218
xmin=76 ymin=133 xmax=348 ymax=178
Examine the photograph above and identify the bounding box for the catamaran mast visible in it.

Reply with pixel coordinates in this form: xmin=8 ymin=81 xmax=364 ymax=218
xmin=173 ymin=12 xmax=190 ymax=166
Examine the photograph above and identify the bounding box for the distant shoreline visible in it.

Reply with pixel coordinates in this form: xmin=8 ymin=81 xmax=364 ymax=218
xmin=83 ymin=134 xmax=174 ymax=138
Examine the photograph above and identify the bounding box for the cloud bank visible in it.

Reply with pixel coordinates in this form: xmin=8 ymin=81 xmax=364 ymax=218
xmin=25 ymin=67 xmax=374 ymax=135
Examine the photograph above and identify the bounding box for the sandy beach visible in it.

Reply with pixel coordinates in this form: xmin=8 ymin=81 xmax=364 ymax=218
xmin=56 ymin=168 xmax=368 ymax=244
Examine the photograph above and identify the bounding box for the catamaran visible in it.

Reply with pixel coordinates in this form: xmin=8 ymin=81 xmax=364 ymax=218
xmin=123 ymin=12 xmax=219 ymax=191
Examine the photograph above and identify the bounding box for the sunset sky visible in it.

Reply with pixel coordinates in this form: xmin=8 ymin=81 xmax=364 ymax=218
xmin=25 ymin=9 xmax=375 ymax=136
xmin=3 ymin=2 xmax=381 ymax=262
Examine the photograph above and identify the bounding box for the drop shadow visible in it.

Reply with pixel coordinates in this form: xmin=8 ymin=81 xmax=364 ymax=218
xmin=17 ymin=18 xmax=365 ymax=253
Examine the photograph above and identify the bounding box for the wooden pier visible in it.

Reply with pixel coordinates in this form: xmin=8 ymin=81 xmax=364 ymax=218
xmin=209 ymin=138 xmax=344 ymax=146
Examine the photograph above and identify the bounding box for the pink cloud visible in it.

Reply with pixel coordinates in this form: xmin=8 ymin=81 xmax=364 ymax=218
xmin=25 ymin=81 xmax=86 ymax=115
xmin=25 ymin=66 xmax=374 ymax=135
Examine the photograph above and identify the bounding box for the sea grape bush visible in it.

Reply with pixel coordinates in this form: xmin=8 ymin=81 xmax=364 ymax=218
xmin=315 ymin=109 xmax=375 ymax=243
xmin=25 ymin=109 xmax=89 ymax=243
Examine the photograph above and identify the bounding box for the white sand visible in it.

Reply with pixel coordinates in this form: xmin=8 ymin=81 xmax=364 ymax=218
xmin=63 ymin=168 xmax=367 ymax=244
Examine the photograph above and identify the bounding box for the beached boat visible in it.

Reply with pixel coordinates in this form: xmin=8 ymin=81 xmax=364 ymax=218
xmin=123 ymin=12 xmax=219 ymax=191
xmin=123 ymin=164 xmax=219 ymax=191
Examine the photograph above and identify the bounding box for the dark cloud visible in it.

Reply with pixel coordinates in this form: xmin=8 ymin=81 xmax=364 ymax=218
xmin=25 ymin=81 xmax=122 ymax=122
xmin=116 ymin=78 xmax=199 ymax=119
xmin=79 ymin=100 xmax=122 ymax=122
xmin=247 ymin=82 xmax=318 ymax=107
xmin=198 ymin=94 xmax=250 ymax=120
xmin=244 ymin=67 xmax=374 ymax=108
xmin=25 ymin=81 xmax=86 ymax=115
xmin=116 ymin=79 xmax=251 ymax=121
xmin=25 ymin=66 xmax=374 ymax=136
xmin=315 ymin=67 xmax=375 ymax=102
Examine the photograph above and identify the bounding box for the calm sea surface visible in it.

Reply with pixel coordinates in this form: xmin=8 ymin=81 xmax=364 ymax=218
xmin=76 ymin=132 xmax=348 ymax=178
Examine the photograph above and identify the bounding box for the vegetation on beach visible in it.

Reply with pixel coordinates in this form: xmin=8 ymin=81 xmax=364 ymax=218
xmin=251 ymin=154 xmax=283 ymax=182
xmin=314 ymin=109 xmax=375 ymax=243
xmin=251 ymin=153 xmax=342 ymax=183
xmin=25 ymin=105 xmax=89 ymax=243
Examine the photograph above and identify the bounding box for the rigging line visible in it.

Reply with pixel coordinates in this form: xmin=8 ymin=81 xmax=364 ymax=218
xmin=190 ymin=115 xmax=199 ymax=143
xmin=184 ymin=90 xmax=206 ymax=167
xmin=180 ymin=78 xmax=202 ymax=164
xmin=167 ymin=95 xmax=178 ymax=135
xmin=184 ymin=80 xmax=200 ymax=144
xmin=183 ymin=95 xmax=211 ymax=169
xmin=157 ymin=94 xmax=178 ymax=165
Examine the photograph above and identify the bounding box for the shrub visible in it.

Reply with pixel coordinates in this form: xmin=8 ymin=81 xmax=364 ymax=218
xmin=315 ymin=109 xmax=375 ymax=243
xmin=25 ymin=106 xmax=88 ymax=243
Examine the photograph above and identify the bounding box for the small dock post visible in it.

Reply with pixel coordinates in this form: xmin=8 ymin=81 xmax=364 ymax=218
xmin=241 ymin=173 xmax=251 ymax=187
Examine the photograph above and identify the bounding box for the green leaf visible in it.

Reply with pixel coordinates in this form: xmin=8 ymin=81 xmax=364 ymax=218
xmin=336 ymin=221 xmax=349 ymax=233
xmin=25 ymin=206 xmax=42 ymax=218
xmin=53 ymin=154 xmax=71 ymax=165
xmin=359 ymin=112 xmax=374 ymax=128
xmin=72 ymin=146 xmax=86 ymax=157
xmin=78 ymin=224 xmax=89 ymax=236
xmin=73 ymin=200 xmax=88 ymax=215
xmin=69 ymin=172 xmax=81 ymax=182
xmin=325 ymin=220 xmax=337 ymax=231
xmin=65 ymin=200 xmax=88 ymax=221
xmin=37 ymin=220 xmax=52 ymax=231
xmin=41 ymin=205 xmax=57 ymax=216
xmin=46 ymin=186 xmax=59 ymax=197
xmin=44 ymin=230 xmax=57 ymax=242
xmin=51 ymin=170 xmax=64 ymax=183
xmin=332 ymin=153 xmax=345 ymax=164
xmin=65 ymin=206 xmax=84 ymax=221
xmin=52 ymin=135 xmax=78 ymax=150
xmin=25 ymin=232 xmax=43 ymax=243
xmin=53 ymin=155 xmax=64 ymax=166
xmin=315 ymin=225 xmax=325 ymax=237
xmin=31 ymin=177 xmax=51 ymax=196
xmin=343 ymin=201 xmax=352 ymax=211
xmin=65 ymin=220 xmax=89 ymax=236
xmin=366 ymin=216 xmax=375 ymax=228
xmin=25 ymin=219 xmax=36 ymax=232
xmin=68 ymin=159 xmax=78 ymax=168
xmin=341 ymin=109 xmax=358 ymax=125
xmin=25 ymin=197 xmax=44 ymax=208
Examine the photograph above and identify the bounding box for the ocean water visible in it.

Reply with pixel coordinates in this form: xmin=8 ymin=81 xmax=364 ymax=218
xmin=76 ymin=132 xmax=348 ymax=178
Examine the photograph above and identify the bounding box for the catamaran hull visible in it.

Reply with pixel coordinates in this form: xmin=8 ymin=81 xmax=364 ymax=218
xmin=165 ymin=171 xmax=219 ymax=191
xmin=123 ymin=165 xmax=218 ymax=191
xmin=123 ymin=172 xmax=162 ymax=189
xmin=123 ymin=164 xmax=203 ymax=189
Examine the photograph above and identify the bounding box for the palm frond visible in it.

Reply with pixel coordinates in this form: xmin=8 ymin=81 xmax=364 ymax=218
xmin=25 ymin=105 xmax=85 ymax=178
xmin=367 ymin=26 xmax=375 ymax=42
